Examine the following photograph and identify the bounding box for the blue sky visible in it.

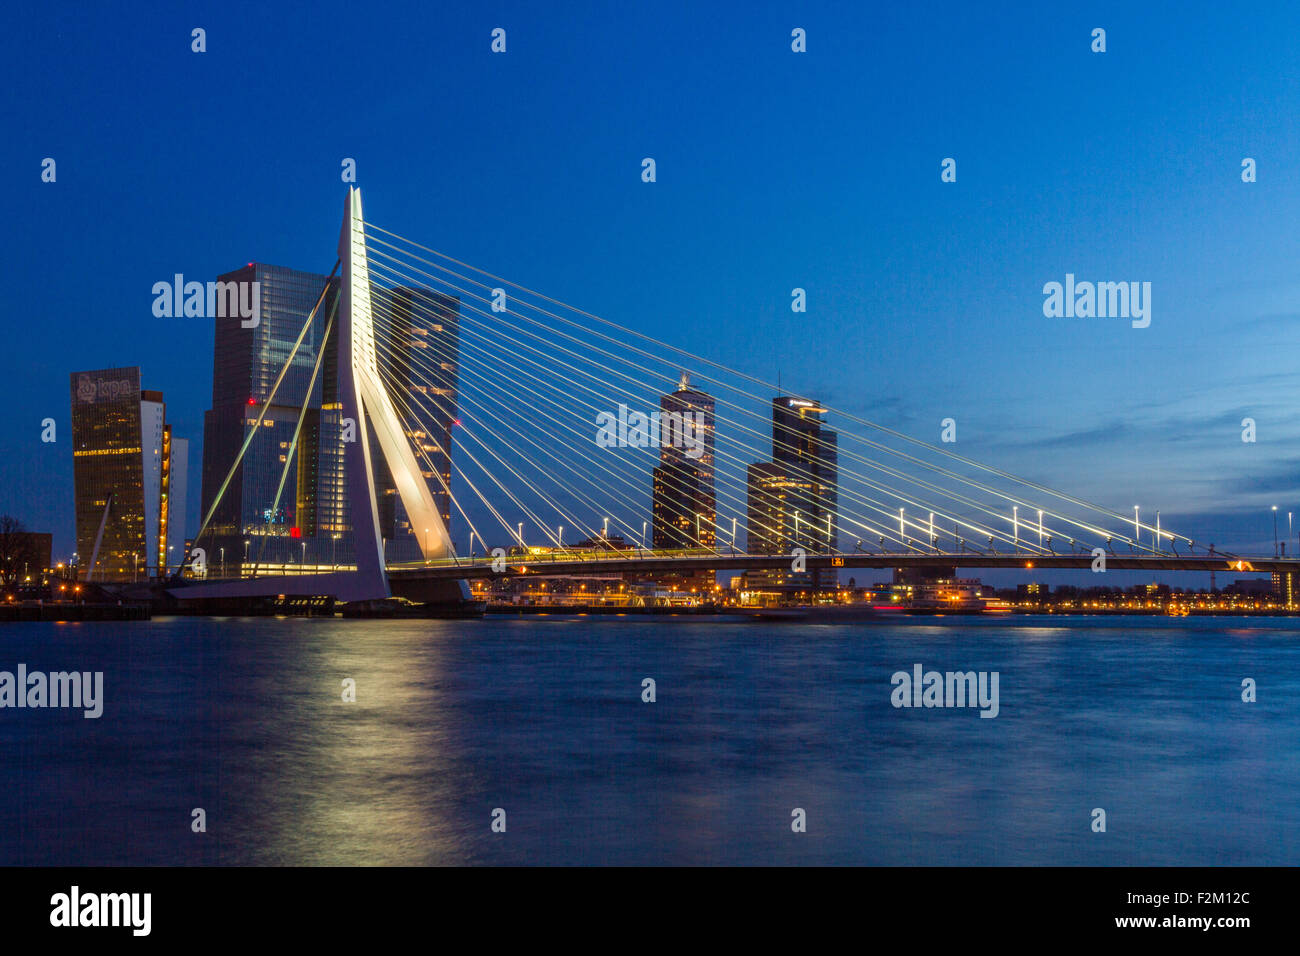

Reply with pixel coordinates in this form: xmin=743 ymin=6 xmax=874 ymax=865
xmin=4 ymin=0 xmax=1300 ymax=571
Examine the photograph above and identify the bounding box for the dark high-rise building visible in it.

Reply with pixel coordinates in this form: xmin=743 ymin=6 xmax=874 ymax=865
xmin=744 ymin=396 xmax=839 ymax=594
xmin=70 ymin=367 xmax=174 ymax=581
xmin=199 ymin=263 xmax=341 ymax=574
xmin=651 ymin=373 xmax=716 ymax=548
xmin=199 ymin=264 xmax=460 ymax=574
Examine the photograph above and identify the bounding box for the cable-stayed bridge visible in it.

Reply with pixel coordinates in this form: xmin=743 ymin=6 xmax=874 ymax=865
xmin=173 ymin=188 xmax=1299 ymax=606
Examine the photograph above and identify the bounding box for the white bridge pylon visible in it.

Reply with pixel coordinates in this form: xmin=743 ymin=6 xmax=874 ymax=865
xmin=339 ymin=186 xmax=454 ymax=595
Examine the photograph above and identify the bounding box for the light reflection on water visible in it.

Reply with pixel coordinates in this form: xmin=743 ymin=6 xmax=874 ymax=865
xmin=0 ymin=614 xmax=1296 ymax=865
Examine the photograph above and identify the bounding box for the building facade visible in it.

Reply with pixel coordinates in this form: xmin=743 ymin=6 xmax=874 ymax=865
xmin=744 ymin=396 xmax=839 ymax=594
xmin=650 ymin=373 xmax=716 ymax=548
xmin=70 ymin=367 xmax=174 ymax=581
xmin=199 ymin=263 xmax=340 ymax=574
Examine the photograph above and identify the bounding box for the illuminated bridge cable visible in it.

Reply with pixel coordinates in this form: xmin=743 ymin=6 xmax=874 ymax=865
xmin=380 ymin=239 xmax=1185 ymax=556
xmin=362 ymin=224 xmax=1186 ymax=550
xmin=365 ymin=255 xmax=1041 ymax=554
xmin=367 ymin=242 xmax=1146 ymax=555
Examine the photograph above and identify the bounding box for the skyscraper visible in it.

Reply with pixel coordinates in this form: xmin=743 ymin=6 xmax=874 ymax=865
xmin=70 ymin=367 xmax=174 ymax=580
xmin=651 ymin=373 xmax=716 ymax=548
xmin=744 ymin=396 xmax=838 ymax=594
xmin=199 ymin=263 xmax=339 ymax=574
xmin=646 ymin=373 xmax=717 ymax=596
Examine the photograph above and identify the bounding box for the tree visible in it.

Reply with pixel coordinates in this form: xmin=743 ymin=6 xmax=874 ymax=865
xmin=0 ymin=515 xmax=38 ymax=586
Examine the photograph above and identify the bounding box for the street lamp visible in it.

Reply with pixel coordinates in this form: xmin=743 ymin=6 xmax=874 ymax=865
xmin=731 ymin=516 xmax=738 ymax=553
xmin=244 ymin=539 xmax=250 ymax=563
xmin=1037 ymin=509 xmax=1044 ymax=549
xmin=642 ymin=520 xmax=648 ymax=551
xmin=602 ymin=517 xmax=609 ymax=538
xmin=1134 ymin=506 xmax=1140 ymax=548
xmin=302 ymin=541 xmax=307 ymax=568
xmin=558 ymin=525 xmax=564 ymax=550
xmin=1273 ymin=505 xmax=1279 ymax=558
xmin=517 ymin=522 xmax=524 ymax=550
xmin=219 ymin=547 xmax=225 ymax=577
xmin=1012 ymin=505 xmax=1019 ymax=551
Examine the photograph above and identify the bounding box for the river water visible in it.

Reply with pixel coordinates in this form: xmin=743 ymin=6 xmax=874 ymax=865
xmin=0 ymin=614 xmax=1295 ymax=865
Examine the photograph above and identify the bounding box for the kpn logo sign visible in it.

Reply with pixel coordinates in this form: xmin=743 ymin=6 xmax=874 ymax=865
xmin=152 ymin=273 xmax=260 ymax=327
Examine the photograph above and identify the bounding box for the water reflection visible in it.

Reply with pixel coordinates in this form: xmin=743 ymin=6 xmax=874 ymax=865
xmin=0 ymin=614 xmax=1296 ymax=865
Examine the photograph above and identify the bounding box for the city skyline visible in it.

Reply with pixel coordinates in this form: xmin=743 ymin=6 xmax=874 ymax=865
xmin=5 ymin=4 xmax=1300 ymax=573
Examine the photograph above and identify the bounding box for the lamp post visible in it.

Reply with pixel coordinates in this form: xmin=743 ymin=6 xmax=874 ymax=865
xmin=1134 ymin=506 xmax=1140 ymax=548
xmin=696 ymin=513 xmax=702 ymax=548
xmin=518 ymin=522 xmax=524 ymax=550
xmin=219 ymin=547 xmax=225 ymax=578
xmin=558 ymin=525 xmax=564 ymax=550
xmin=244 ymin=539 xmax=250 ymax=563
xmin=1273 ymin=505 xmax=1279 ymax=558
xmin=1037 ymin=509 xmax=1044 ymax=550
xmin=602 ymin=517 xmax=609 ymax=539
xmin=642 ymin=520 xmax=648 ymax=551
xmin=1012 ymin=505 xmax=1019 ymax=551
xmin=731 ymin=516 xmax=738 ymax=553
xmin=301 ymin=541 xmax=306 ymax=568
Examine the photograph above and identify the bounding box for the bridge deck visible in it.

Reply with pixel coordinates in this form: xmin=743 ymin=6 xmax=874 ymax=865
xmin=385 ymin=550 xmax=1296 ymax=581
